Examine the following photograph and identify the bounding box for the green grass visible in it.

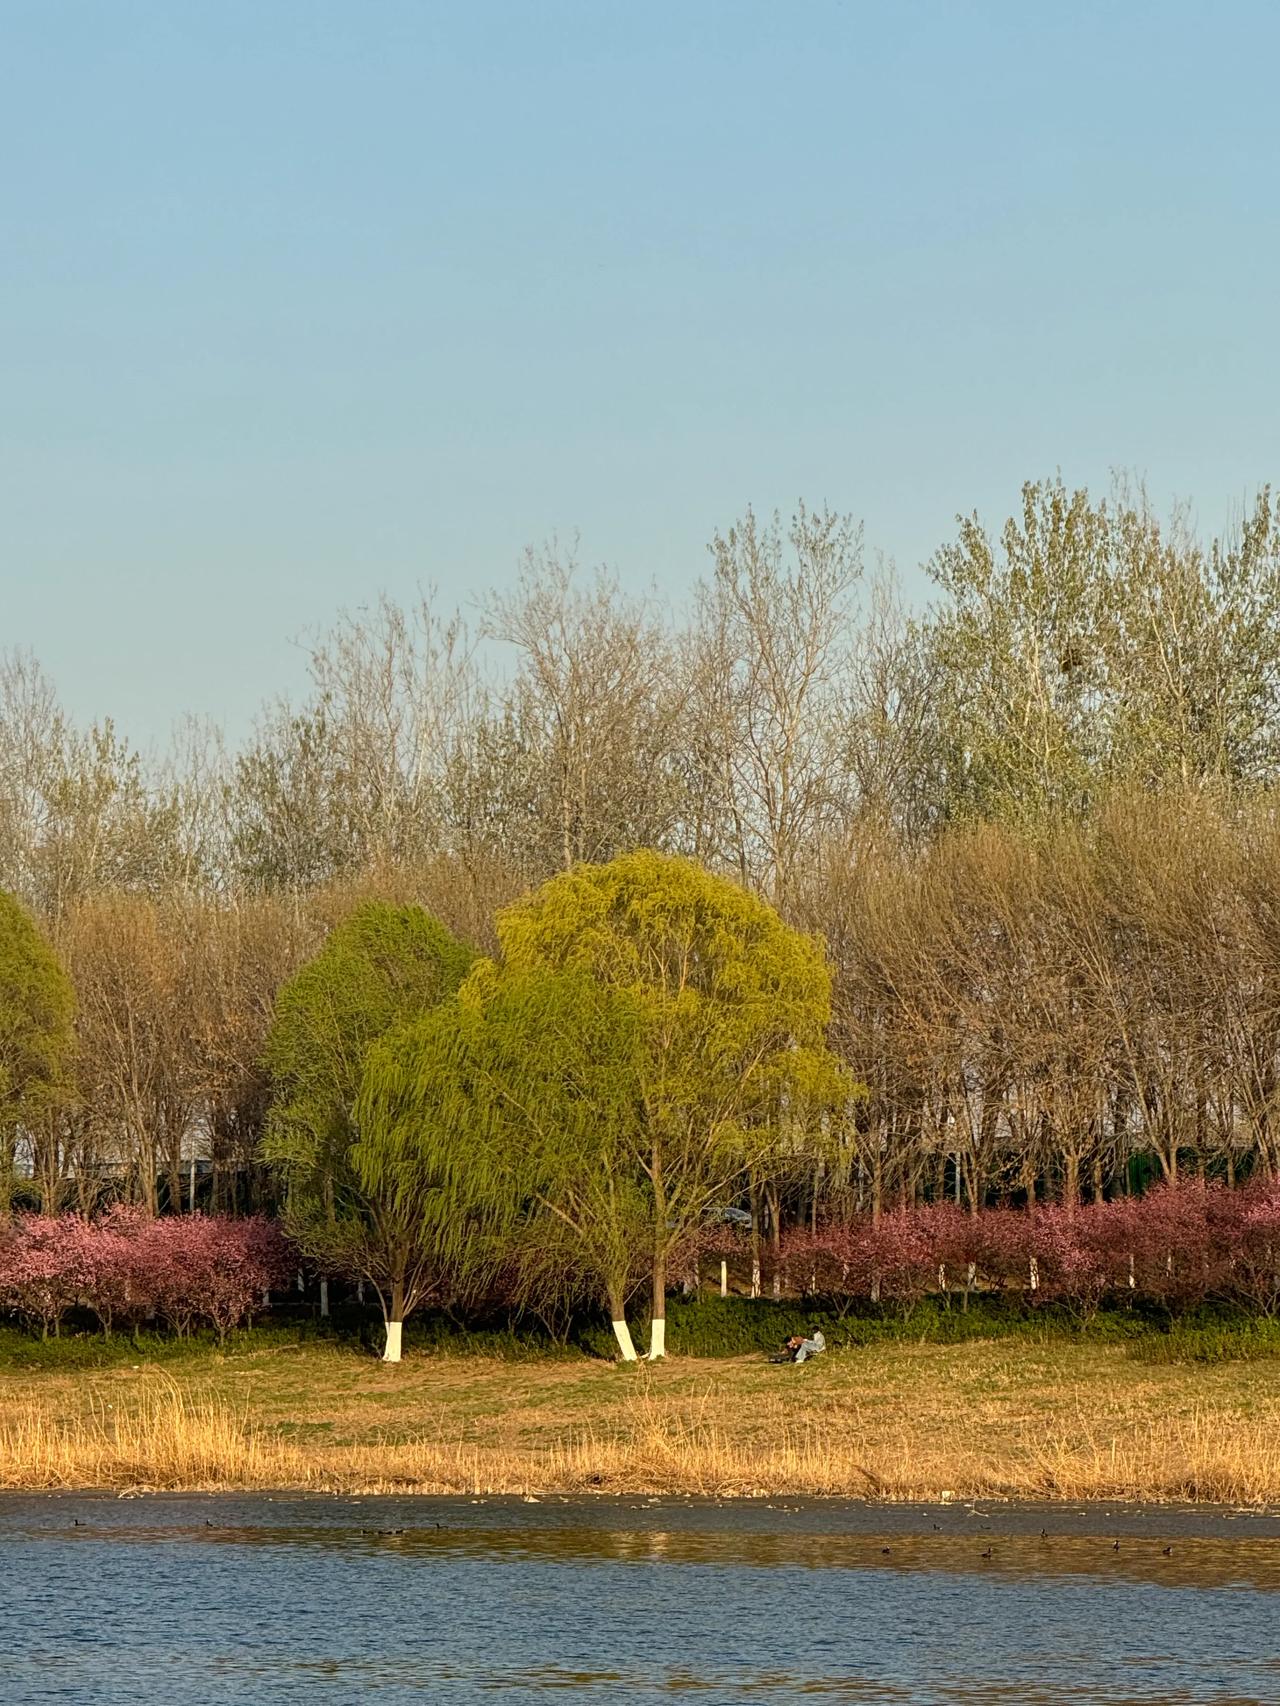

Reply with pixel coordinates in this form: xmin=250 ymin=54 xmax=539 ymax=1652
xmin=1127 ymin=1315 xmax=1280 ymax=1364
xmin=8 ymin=1290 xmax=1278 ymax=1373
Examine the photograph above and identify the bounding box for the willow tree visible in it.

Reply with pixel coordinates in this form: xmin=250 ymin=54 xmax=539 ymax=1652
xmin=497 ymin=850 xmax=850 ymax=1357
xmin=359 ymin=964 xmax=654 ymax=1360
xmin=0 ymin=891 xmax=75 ymax=1212
xmin=262 ymin=899 xmax=473 ymax=1359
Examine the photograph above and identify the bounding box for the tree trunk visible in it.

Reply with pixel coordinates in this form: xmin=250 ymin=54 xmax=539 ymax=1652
xmin=649 ymin=1139 xmax=667 ymax=1358
xmin=140 ymin=1136 xmax=159 ymax=1218
xmin=167 ymin=1142 xmax=182 ymax=1218
xmin=607 ymin=1280 xmax=637 ymax=1361
xmin=768 ymin=1184 xmax=782 ymax=1300
xmin=749 ymin=1174 xmax=762 ymax=1298
xmin=1063 ymin=1151 xmax=1080 ymax=1206
xmin=649 ymin=1246 xmax=667 ymax=1359
xmin=0 ymin=1137 xmax=14 ymax=1216
xmin=383 ymin=1275 xmax=406 ymax=1362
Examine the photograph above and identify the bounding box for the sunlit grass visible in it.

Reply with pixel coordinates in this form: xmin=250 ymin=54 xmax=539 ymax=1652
xmin=5 ymin=1338 xmax=1280 ymax=1500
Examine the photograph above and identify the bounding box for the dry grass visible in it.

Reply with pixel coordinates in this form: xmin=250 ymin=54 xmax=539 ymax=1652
xmin=5 ymin=1341 xmax=1280 ymax=1501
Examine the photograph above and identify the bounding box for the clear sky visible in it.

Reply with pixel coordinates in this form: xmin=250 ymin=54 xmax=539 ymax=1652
xmin=4 ymin=1 xmax=1278 ymax=744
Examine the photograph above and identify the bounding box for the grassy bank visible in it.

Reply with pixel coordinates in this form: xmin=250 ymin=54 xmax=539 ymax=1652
xmin=6 ymin=1314 xmax=1280 ymax=1502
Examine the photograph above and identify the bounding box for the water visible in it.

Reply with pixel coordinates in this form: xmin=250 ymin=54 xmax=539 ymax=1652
xmin=3 ymin=1495 xmax=1280 ymax=1704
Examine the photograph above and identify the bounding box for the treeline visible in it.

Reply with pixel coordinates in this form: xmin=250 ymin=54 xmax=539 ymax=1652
xmin=5 ymin=477 xmax=1280 ymax=1223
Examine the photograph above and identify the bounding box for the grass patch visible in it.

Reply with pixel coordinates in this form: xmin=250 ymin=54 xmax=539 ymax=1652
xmin=0 ymin=1293 xmax=1247 ymax=1373
xmin=1129 ymin=1318 xmax=1280 ymax=1364
xmin=6 ymin=1328 xmax=1280 ymax=1502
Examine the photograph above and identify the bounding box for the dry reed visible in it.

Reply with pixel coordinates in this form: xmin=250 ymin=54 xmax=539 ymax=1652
xmin=5 ymin=1374 xmax=1280 ymax=1503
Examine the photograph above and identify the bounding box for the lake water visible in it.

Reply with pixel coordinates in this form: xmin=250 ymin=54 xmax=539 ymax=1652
xmin=3 ymin=1494 xmax=1280 ymax=1703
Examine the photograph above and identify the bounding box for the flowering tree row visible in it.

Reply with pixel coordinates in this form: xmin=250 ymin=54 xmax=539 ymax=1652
xmin=695 ymin=1182 xmax=1280 ymax=1322
xmin=0 ymin=1211 xmax=293 ymax=1342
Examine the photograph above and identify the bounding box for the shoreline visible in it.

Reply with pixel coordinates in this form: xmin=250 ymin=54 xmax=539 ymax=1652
xmin=6 ymin=1487 xmax=1280 ymax=1525
xmin=5 ymin=1483 xmax=1280 ymax=1515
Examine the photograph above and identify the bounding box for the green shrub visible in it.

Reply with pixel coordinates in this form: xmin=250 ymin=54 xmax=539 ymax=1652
xmin=1128 ymin=1319 xmax=1280 ymax=1364
xmin=0 ymin=1318 xmax=320 ymax=1372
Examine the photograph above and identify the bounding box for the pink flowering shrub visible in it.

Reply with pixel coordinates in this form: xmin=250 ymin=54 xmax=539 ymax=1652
xmin=0 ymin=1216 xmax=97 ymax=1338
xmin=862 ymin=1211 xmax=939 ymax=1317
xmin=82 ymin=1206 xmax=157 ymax=1336
xmin=143 ymin=1216 xmax=293 ymax=1343
xmin=686 ymin=1223 xmax=755 ymax=1293
xmin=1122 ymin=1183 xmax=1223 ymax=1313
xmin=688 ymin=1183 xmax=1280 ymax=1321
xmin=778 ymin=1212 xmax=937 ymax=1318
xmin=0 ymin=1212 xmax=294 ymax=1342
xmin=1028 ymin=1202 xmax=1133 ymax=1322
xmin=1225 ymin=1179 xmax=1280 ymax=1317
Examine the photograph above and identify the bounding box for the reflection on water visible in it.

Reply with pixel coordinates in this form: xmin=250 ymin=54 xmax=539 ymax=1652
xmin=2 ymin=1494 xmax=1279 ymax=1704
xmin=38 ymin=1513 xmax=1280 ymax=1593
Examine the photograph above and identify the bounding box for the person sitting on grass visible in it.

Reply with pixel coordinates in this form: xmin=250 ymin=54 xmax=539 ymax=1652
xmin=791 ymin=1328 xmax=826 ymax=1363
xmin=777 ymin=1328 xmax=826 ymax=1363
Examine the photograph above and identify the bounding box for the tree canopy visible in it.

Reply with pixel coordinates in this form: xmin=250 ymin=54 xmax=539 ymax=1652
xmin=494 ymin=850 xmax=852 ymax=1355
xmin=262 ymin=899 xmax=474 ymax=1357
xmin=0 ymin=890 xmax=75 ymax=1210
xmin=360 ymin=963 xmax=654 ymax=1356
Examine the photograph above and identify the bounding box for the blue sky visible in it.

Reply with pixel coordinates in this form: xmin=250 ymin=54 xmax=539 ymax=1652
xmin=3 ymin=1 xmax=1278 ymax=743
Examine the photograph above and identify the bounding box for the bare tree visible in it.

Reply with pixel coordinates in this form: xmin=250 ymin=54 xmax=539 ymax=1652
xmin=692 ymin=504 xmax=862 ymax=907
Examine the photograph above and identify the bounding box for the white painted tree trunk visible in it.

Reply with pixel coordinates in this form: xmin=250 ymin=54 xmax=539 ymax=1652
xmin=319 ymin=1279 xmax=330 ymax=1318
xmin=719 ymin=1260 xmax=728 ymax=1298
xmin=611 ymin=1318 xmax=638 ymax=1361
xmin=647 ymin=1318 xmax=666 ymax=1360
xmin=383 ymin=1319 xmax=403 ymax=1362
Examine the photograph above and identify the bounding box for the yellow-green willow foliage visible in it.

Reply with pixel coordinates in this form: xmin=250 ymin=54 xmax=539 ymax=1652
xmin=358 ymin=964 xmax=653 ymax=1352
xmin=0 ymin=890 xmax=74 ymax=1212
xmin=262 ymin=901 xmax=474 ymax=1358
xmin=494 ymin=851 xmax=853 ymax=1353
